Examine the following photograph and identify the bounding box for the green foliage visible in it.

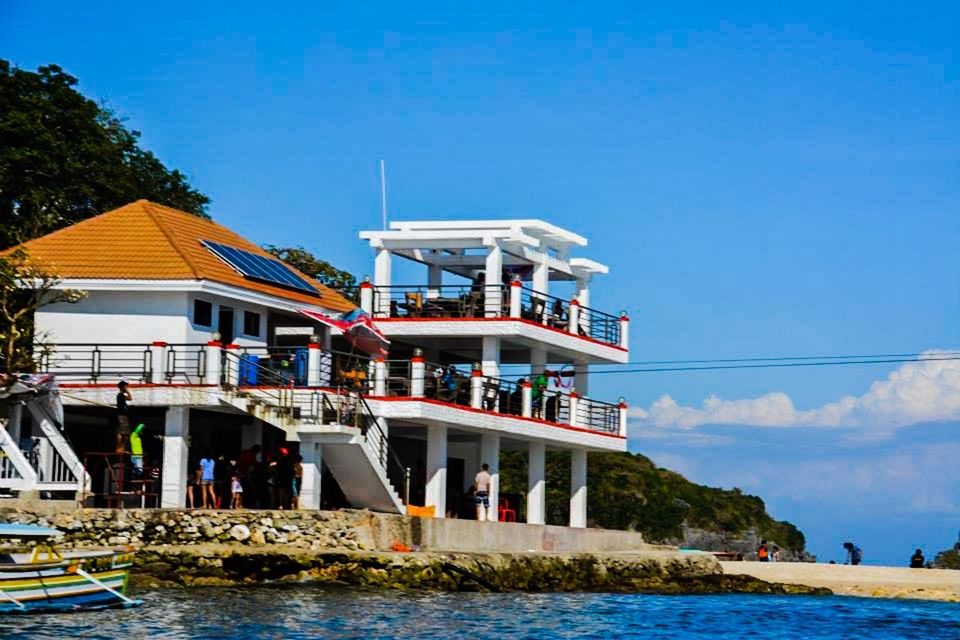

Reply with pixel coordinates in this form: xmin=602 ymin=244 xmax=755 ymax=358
xmin=499 ymin=450 xmax=806 ymax=551
xmin=263 ymin=245 xmax=357 ymax=292
xmin=0 ymin=60 xmax=209 ymax=248
xmin=933 ymin=546 xmax=960 ymax=570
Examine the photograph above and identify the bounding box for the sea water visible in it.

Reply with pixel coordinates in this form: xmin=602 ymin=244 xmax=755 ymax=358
xmin=2 ymin=587 xmax=959 ymax=639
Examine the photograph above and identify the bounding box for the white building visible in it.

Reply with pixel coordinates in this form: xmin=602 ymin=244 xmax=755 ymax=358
xmin=1 ymin=201 xmax=628 ymax=528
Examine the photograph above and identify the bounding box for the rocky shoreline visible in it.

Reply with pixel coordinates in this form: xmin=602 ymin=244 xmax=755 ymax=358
xmin=131 ymin=545 xmax=830 ymax=596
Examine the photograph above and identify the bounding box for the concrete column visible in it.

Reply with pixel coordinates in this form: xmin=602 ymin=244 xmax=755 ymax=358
xmin=307 ymin=343 xmax=323 ymax=387
xmin=481 ymin=433 xmax=500 ymax=522
xmin=149 ymin=342 xmax=167 ymax=384
xmin=570 ymin=448 xmax=587 ymax=528
xmin=481 ymin=336 xmax=500 ymax=378
xmin=410 ymin=355 xmax=426 ymax=397
xmin=161 ymin=407 xmax=190 ymax=509
xmin=568 ymin=392 xmax=580 ymax=427
xmin=574 ymin=360 xmax=590 ymax=396
xmin=484 ymin=242 xmax=503 ymax=317
xmin=428 ymin=264 xmax=443 ymax=297
xmin=521 ymin=382 xmax=533 ymax=418
xmin=373 ymin=356 xmax=387 ymax=396
xmin=567 ymin=299 xmax=580 ymax=336
xmin=425 ymin=424 xmax=448 ymax=517
xmin=6 ymin=404 xmax=22 ymax=445
xmin=619 ymin=399 xmax=629 ymax=437
xmin=470 ymin=368 xmax=483 ymax=409
xmin=298 ymin=438 xmax=322 ymax=510
xmin=619 ymin=313 xmax=630 ymax=350
xmin=531 ymin=347 xmax=546 ymax=376
xmin=577 ymin=278 xmax=591 ymax=333
xmin=374 ymin=248 xmax=392 ymax=317
xmin=204 ymin=342 xmax=222 ymax=386
xmin=359 ymin=280 xmax=374 ymax=315
xmin=527 ymin=441 xmax=546 ymax=525
xmin=509 ymin=279 xmax=522 ymax=318
xmin=533 ymin=259 xmax=549 ymax=297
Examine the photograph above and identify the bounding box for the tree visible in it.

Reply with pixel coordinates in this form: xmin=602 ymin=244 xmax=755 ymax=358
xmin=0 ymin=60 xmax=210 ymax=248
xmin=0 ymin=249 xmax=86 ymax=375
xmin=263 ymin=245 xmax=358 ymax=292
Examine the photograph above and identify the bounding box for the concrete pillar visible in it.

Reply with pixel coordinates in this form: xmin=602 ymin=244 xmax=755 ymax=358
xmin=204 ymin=341 xmax=222 ymax=386
xmin=149 ymin=341 xmax=167 ymax=384
xmin=307 ymin=343 xmax=323 ymax=387
xmin=531 ymin=347 xmax=546 ymax=376
xmin=6 ymin=404 xmax=22 ymax=445
xmin=509 ymin=279 xmax=522 ymax=318
xmin=527 ymin=441 xmax=546 ymax=525
xmin=619 ymin=313 xmax=630 ymax=350
xmin=570 ymin=448 xmax=587 ymax=528
xmin=577 ymin=278 xmax=591 ymax=334
xmin=533 ymin=259 xmax=549 ymax=297
xmin=567 ymin=299 xmax=580 ymax=336
xmin=574 ymin=360 xmax=590 ymax=396
xmin=374 ymin=248 xmax=392 ymax=317
xmin=299 ymin=438 xmax=322 ymax=510
xmin=161 ymin=407 xmax=190 ymax=509
xmin=410 ymin=354 xmax=426 ymax=397
xmin=481 ymin=433 xmax=500 ymax=522
xmin=425 ymin=424 xmax=448 ymax=517
xmin=359 ymin=280 xmax=374 ymax=315
xmin=568 ymin=392 xmax=580 ymax=427
xmin=481 ymin=336 xmax=500 ymax=378
xmin=428 ymin=264 xmax=442 ymax=298
xmin=470 ymin=368 xmax=483 ymax=409
xmin=521 ymin=381 xmax=533 ymax=418
xmin=373 ymin=356 xmax=387 ymax=396
xmin=484 ymin=242 xmax=503 ymax=317
xmin=619 ymin=399 xmax=629 ymax=437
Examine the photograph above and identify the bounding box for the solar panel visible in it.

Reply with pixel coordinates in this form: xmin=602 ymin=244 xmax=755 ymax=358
xmin=201 ymin=240 xmax=318 ymax=295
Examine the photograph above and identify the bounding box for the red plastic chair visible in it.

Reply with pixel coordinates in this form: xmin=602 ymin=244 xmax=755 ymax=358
xmin=498 ymin=498 xmax=517 ymax=522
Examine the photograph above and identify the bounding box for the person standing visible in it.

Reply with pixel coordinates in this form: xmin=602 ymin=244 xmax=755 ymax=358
xmin=115 ymin=381 xmax=132 ymax=453
xmin=199 ymin=452 xmax=217 ymax=509
xmin=129 ymin=423 xmax=145 ymax=476
xmin=473 ymin=463 xmax=493 ymax=521
xmin=910 ymin=549 xmax=926 ymax=568
xmin=757 ymin=540 xmax=770 ymax=562
xmin=230 ymin=473 xmax=244 ymax=509
xmin=843 ymin=541 xmax=863 ymax=565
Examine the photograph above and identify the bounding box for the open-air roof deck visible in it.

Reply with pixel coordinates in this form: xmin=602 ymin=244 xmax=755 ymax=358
xmin=357 ymin=220 xmax=629 ymax=355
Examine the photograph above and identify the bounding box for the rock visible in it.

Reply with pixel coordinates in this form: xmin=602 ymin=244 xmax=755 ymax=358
xmin=229 ymin=524 xmax=251 ymax=542
xmin=249 ymin=529 xmax=266 ymax=545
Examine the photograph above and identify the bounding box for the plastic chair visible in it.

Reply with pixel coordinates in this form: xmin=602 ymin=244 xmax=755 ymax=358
xmin=498 ymin=498 xmax=517 ymax=522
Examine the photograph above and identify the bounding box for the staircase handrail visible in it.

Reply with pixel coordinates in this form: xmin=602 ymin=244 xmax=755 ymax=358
xmin=354 ymin=392 xmax=409 ymax=505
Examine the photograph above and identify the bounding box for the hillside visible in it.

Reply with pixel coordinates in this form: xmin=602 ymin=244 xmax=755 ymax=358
xmin=499 ymin=450 xmax=806 ymax=555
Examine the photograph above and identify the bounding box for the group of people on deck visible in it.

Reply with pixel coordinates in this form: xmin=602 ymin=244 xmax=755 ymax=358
xmin=187 ymin=445 xmax=304 ymax=511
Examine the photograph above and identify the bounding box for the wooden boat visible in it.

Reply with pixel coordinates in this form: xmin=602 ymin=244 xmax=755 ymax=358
xmin=0 ymin=524 xmax=142 ymax=613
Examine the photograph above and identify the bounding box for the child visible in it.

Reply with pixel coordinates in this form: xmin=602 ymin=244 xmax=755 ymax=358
xmin=230 ymin=473 xmax=243 ymax=509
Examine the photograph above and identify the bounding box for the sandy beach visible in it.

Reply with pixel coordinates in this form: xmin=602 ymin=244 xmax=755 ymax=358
xmin=721 ymin=561 xmax=960 ymax=602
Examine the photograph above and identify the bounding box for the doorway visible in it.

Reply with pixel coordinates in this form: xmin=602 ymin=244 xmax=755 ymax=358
xmin=218 ymin=307 xmax=235 ymax=344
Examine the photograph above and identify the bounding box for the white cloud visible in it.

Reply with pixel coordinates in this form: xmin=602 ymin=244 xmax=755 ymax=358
xmin=631 ymin=351 xmax=960 ymax=429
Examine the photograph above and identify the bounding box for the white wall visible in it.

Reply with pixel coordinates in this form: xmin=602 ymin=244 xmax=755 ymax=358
xmin=185 ymin=292 xmax=269 ymax=347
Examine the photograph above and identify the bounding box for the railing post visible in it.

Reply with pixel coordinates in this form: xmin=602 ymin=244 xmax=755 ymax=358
xmin=568 ymin=299 xmax=580 ymax=336
xmin=470 ymin=366 xmax=483 ymax=409
xmin=373 ymin=356 xmax=387 ymax=396
xmin=149 ymin=341 xmax=167 ymax=384
xmin=410 ymin=352 xmax=425 ymax=397
xmin=521 ymin=381 xmax=533 ymax=418
xmin=618 ymin=398 xmax=629 ymax=437
xmin=509 ymin=278 xmax=522 ymax=318
xmin=204 ymin=341 xmax=222 ymax=386
xmin=307 ymin=342 xmax=323 ymax=387
xmin=360 ymin=279 xmax=374 ymax=315
xmin=568 ymin=392 xmax=580 ymax=427
xmin=619 ymin=312 xmax=630 ymax=350
xmin=224 ymin=344 xmax=240 ymax=386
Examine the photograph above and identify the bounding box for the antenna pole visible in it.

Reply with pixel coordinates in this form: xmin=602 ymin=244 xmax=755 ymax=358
xmin=379 ymin=159 xmax=388 ymax=231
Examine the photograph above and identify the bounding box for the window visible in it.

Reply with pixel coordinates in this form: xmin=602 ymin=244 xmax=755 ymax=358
xmin=243 ymin=311 xmax=261 ymax=337
xmin=194 ymin=299 xmax=213 ymax=327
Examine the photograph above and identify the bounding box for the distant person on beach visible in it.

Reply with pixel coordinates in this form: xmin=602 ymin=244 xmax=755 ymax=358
xmin=757 ymin=541 xmax=770 ymax=562
xmin=473 ymin=463 xmax=493 ymax=521
xmin=843 ymin=542 xmax=863 ymax=565
xmin=115 ymin=381 xmax=132 ymax=452
xmin=772 ymin=545 xmax=781 ymax=562
xmin=909 ymin=549 xmax=925 ymax=568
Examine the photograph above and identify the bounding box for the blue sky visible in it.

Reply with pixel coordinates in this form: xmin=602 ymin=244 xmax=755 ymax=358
xmin=4 ymin=1 xmax=959 ymax=564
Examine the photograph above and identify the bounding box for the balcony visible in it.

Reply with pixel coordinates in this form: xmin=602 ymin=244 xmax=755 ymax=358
xmin=355 ymin=282 xmax=628 ymax=351
xmin=36 ymin=343 xmax=627 ymax=439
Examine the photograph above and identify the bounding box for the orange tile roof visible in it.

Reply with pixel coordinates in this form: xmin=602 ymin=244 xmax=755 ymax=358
xmin=3 ymin=200 xmax=355 ymax=313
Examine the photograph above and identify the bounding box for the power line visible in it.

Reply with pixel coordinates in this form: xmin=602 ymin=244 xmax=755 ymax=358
xmin=583 ymin=355 xmax=960 ymax=375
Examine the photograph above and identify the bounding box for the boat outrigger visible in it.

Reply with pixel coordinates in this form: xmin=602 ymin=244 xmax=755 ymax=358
xmin=0 ymin=524 xmax=142 ymax=613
